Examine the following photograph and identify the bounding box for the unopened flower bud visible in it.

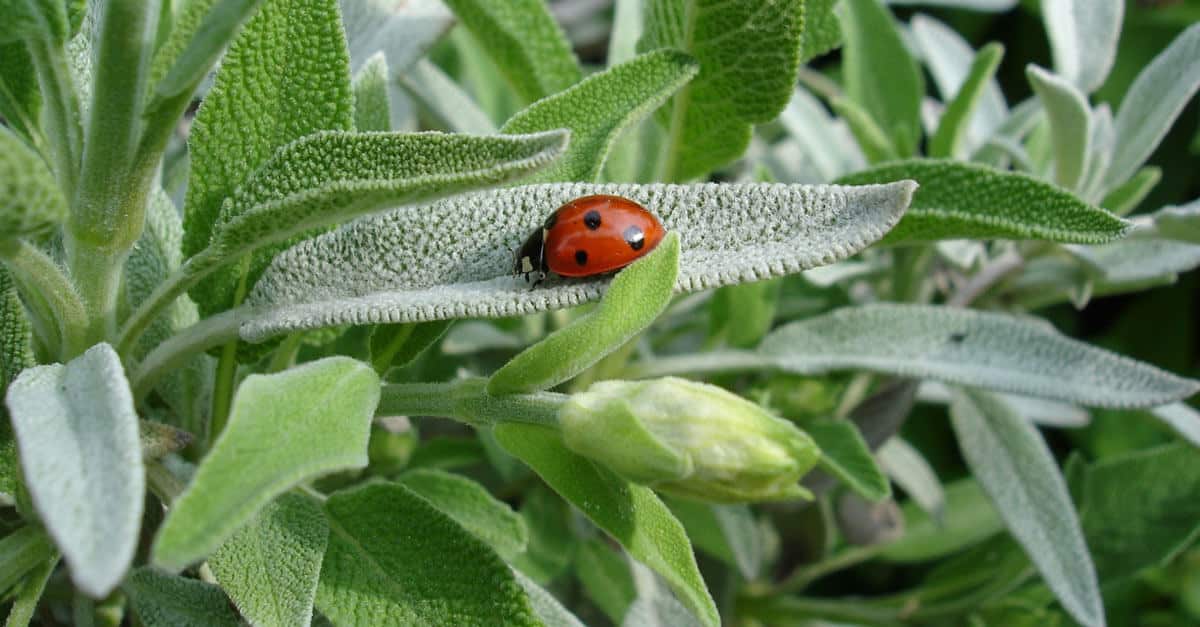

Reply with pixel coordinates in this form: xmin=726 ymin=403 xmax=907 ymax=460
xmin=560 ymin=377 xmax=821 ymax=503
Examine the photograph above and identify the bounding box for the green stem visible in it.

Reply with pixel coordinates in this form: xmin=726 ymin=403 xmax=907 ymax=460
xmin=378 ymin=378 xmax=565 ymax=430
xmin=0 ymin=239 xmax=89 ymax=358
xmin=892 ymin=247 xmax=934 ymax=303
xmin=773 ymin=543 xmax=882 ymax=593
xmin=268 ymin=332 xmax=305 ymax=373
xmin=654 ymin=3 xmax=698 ymax=183
xmin=208 ymin=339 xmax=239 ymax=447
xmin=25 ymin=36 xmax=81 ymax=199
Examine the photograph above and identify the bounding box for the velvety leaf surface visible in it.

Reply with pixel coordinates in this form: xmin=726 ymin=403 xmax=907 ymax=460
xmin=397 ymin=468 xmax=528 ymax=561
xmin=804 ymin=419 xmax=891 ymax=502
xmin=800 ymin=0 xmax=842 ymax=63
xmin=950 ymin=389 xmax=1103 ymax=627
xmin=1041 ymin=0 xmax=1122 ymax=93
xmin=316 ymin=482 xmax=538 ymax=626
xmin=838 ymin=0 xmax=923 ymax=156
xmin=641 ymin=0 xmax=805 ymax=180
xmin=494 ymin=423 xmax=719 ymax=627
xmin=836 ymin=160 xmax=1129 ymax=244
xmin=501 ymin=49 xmax=698 ymax=183
xmin=877 ymin=438 xmax=944 ymax=518
xmin=1026 ymin=65 xmax=1091 ymax=189
xmin=512 ymin=567 xmax=586 ymax=627
xmin=153 ymin=357 xmax=378 ymax=570
xmin=352 ymin=52 xmax=390 ymax=133
xmin=209 ymin=493 xmax=329 ymax=627
xmin=124 ymin=568 xmax=242 ymax=627
xmin=243 ymin=181 xmax=914 ymax=341
xmin=4 ymin=344 xmax=142 ymax=598
xmin=0 ymin=125 xmax=67 ymax=241
xmin=760 ymin=304 xmax=1199 ymax=408
xmin=146 ymin=0 xmax=264 ymax=104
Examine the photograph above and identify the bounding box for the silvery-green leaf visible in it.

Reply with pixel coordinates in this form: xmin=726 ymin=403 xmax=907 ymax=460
xmin=950 ymin=388 xmax=1104 ymax=627
xmin=970 ymin=96 xmax=1040 ymax=166
xmin=152 ymin=357 xmax=378 ymax=571
xmin=1149 ymin=402 xmax=1200 ymax=448
xmin=1079 ymin=104 xmax=1116 ymax=202
xmin=759 ymin=304 xmax=1199 ymax=408
xmin=398 ymin=59 xmax=496 ymax=134
xmin=935 ymin=239 xmax=984 ymax=270
xmin=910 ymin=14 xmax=1006 ymax=147
xmin=575 ymin=539 xmax=636 ymax=623
xmin=918 ymin=381 xmax=1090 ymax=428
xmin=1143 ymin=198 xmax=1200 ymax=244
xmin=1041 ymin=0 xmax=1122 ymax=93
xmin=353 ymin=52 xmax=390 ymax=132
xmin=1066 ymin=239 xmax=1200 ymax=287
xmin=242 ymin=181 xmax=914 ymax=341
xmin=0 ymin=126 xmax=68 ymax=242
xmin=1101 ymin=166 xmax=1161 ymax=217
xmin=928 ymin=43 xmax=1004 ymax=160
xmin=877 ymin=437 xmax=944 ymax=518
xmin=339 ymin=0 xmax=451 ymax=75
xmin=501 ymin=49 xmax=698 ymax=183
xmin=1107 ymin=24 xmax=1200 ymax=191
xmin=4 ymin=343 xmax=142 ymax=598
xmin=778 ymin=87 xmax=865 ymax=181
xmin=1026 ymin=65 xmax=1091 ymax=190
xmin=124 ymin=568 xmax=242 ymax=627
xmin=513 ymin=567 xmax=586 ymax=627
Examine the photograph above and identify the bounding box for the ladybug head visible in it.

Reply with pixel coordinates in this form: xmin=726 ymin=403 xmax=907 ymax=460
xmin=513 ymin=227 xmax=548 ymax=285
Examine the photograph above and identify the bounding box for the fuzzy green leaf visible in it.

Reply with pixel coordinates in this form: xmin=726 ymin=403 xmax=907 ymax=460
xmin=125 ymin=568 xmax=242 ymax=627
xmin=1041 ymin=0 xmax=1122 ymax=94
xmin=370 ymin=320 xmax=453 ymax=372
xmin=152 ymin=357 xmax=378 ymax=571
xmin=441 ymin=0 xmax=581 ymax=104
xmin=396 ymin=468 xmax=528 ymax=561
xmin=316 ymin=482 xmax=539 ymax=625
xmin=489 ymin=233 xmax=679 ymax=395
xmin=340 ymin=0 xmax=452 ymax=76
xmin=1026 ymin=65 xmax=1091 ymax=190
xmin=800 ymin=0 xmax=842 ymax=63
xmin=911 ymin=14 xmax=1007 ymax=147
xmin=0 ymin=43 xmax=41 ymax=145
xmin=494 ymin=422 xmax=719 ymax=627
xmin=0 ymin=0 xmax=68 ymax=44
xmin=501 ymin=49 xmax=698 ymax=183
xmin=805 ymin=419 xmax=891 ymax=502
xmin=837 ymin=0 xmax=923 ymax=157
xmin=950 ymin=388 xmax=1103 ymax=627
xmin=244 ymin=181 xmax=914 ymax=341
xmin=0 ymin=126 xmax=67 ymax=242
xmin=877 ymin=438 xmax=944 ymax=519
xmin=1068 ymin=238 xmax=1200 ymax=288
xmin=575 ymin=538 xmax=636 ymax=623
xmin=878 ymin=478 xmax=1002 ymax=562
xmin=4 ymin=344 xmax=142 ymax=598
xmin=352 ymin=52 xmax=391 ymax=133
xmin=642 ymin=0 xmax=805 ymax=180
xmin=837 ymin=160 xmax=1129 ymax=245
xmin=1147 ymin=198 xmax=1200 ymax=244
xmin=398 ymin=58 xmax=496 ymax=134
xmin=183 ymin=0 xmax=354 ymax=308
xmin=0 ymin=269 xmax=33 ymax=393
xmin=146 ymin=0 xmax=264 ymax=105
xmin=929 ymin=43 xmax=1004 ymax=160
xmin=209 ymin=493 xmax=328 ymax=627
xmin=513 ymin=567 xmax=586 ymax=627
xmin=760 ymin=304 xmax=1200 ymax=408
xmin=709 ymin=279 xmax=781 ymax=349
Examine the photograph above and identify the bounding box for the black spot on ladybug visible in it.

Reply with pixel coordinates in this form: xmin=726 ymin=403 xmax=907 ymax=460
xmin=575 ymin=250 xmax=588 ymax=266
xmin=584 ymin=210 xmax=602 ymax=230
xmin=949 ymin=332 xmax=967 ymax=343
xmin=624 ymin=225 xmax=645 ymax=251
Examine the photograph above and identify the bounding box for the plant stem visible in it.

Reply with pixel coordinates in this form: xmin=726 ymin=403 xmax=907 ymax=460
xmin=947 ymin=248 xmax=1025 ymax=307
xmin=773 ymin=544 xmax=882 ymax=593
xmin=208 ymin=340 xmax=239 ymax=448
xmin=25 ymin=36 xmax=81 ymax=199
xmin=267 ymin=332 xmax=305 ymax=372
xmin=378 ymin=378 xmax=566 ymax=430
xmin=115 ymin=254 xmax=214 ymax=358
xmin=623 ymin=350 xmax=770 ymax=379
xmin=0 ymin=239 xmax=89 ymax=358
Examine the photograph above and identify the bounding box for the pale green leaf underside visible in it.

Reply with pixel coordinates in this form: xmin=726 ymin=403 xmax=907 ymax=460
xmin=1027 ymin=64 xmax=1092 ymax=190
xmin=0 ymin=125 xmax=67 ymax=241
xmin=836 ymin=159 xmax=1129 ymax=245
xmin=4 ymin=343 xmax=143 ymax=598
xmin=153 ymin=357 xmax=378 ymax=570
xmin=1041 ymin=0 xmax=1122 ymax=94
xmin=242 ymin=181 xmax=915 ymax=341
xmin=125 ymin=568 xmax=242 ymax=627
xmin=950 ymin=389 xmax=1104 ymax=627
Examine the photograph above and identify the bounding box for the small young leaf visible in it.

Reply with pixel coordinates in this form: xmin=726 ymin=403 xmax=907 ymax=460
xmin=244 ymin=181 xmax=915 ymax=341
xmin=152 ymin=357 xmax=379 ymax=571
xmin=5 ymin=554 xmax=56 ymax=627
xmin=877 ymin=438 xmax=944 ymax=519
xmin=804 ymin=419 xmax=891 ymax=502
xmin=352 ymin=52 xmax=391 ymax=133
xmin=800 ymin=0 xmax=842 ymax=63
xmin=837 ymin=160 xmax=1130 ymax=245
xmin=396 ymin=468 xmax=528 ymax=561
xmin=1041 ymin=0 xmax=1122 ymax=93
xmin=501 ymin=49 xmax=698 ymax=183
xmin=878 ymin=477 xmax=1002 ymax=562
xmin=317 ymin=482 xmax=539 ymax=625
xmin=489 ymin=233 xmax=679 ymax=395
xmin=929 ymin=43 xmax=1004 ymax=160
xmin=0 ymin=125 xmax=67 ymax=242
xmin=4 ymin=344 xmax=142 ymax=598
xmin=397 ymin=59 xmax=496 ymax=134
xmin=837 ymin=0 xmax=924 ymax=156
xmin=1026 ymin=65 xmax=1091 ymax=190
xmin=911 ymin=14 xmax=1007 ymax=145
xmin=950 ymin=389 xmax=1104 ymax=627
xmin=494 ymin=422 xmax=720 ymax=627
xmin=575 ymin=538 xmax=637 ymax=623
xmin=146 ymin=0 xmax=264 ymax=105
xmin=370 ymin=320 xmax=452 ymax=372
xmin=124 ymin=568 xmax=242 ymax=627
xmin=441 ymin=0 xmax=580 ymax=104
xmin=760 ymin=304 xmax=1200 ymax=408
xmin=209 ymin=493 xmax=328 ymax=627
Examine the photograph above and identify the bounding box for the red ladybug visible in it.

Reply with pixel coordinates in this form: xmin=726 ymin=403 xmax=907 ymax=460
xmin=514 ymin=195 xmax=665 ymax=285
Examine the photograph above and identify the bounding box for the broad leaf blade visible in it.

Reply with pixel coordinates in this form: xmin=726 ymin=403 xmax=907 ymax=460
xmin=1026 ymin=65 xmax=1091 ymax=190
xmin=244 ymin=181 xmax=915 ymax=341
xmin=4 ymin=344 xmax=143 ymax=598
xmin=950 ymin=389 xmax=1104 ymax=627
xmin=397 ymin=468 xmax=528 ymax=561
xmin=1041 ymin=0 xmax=1122 ymax=93
xmin=0 ymin=125 xmax=67 ymax=242
xmin=317 ymin=482 xmax=539 ymax=625
xmin=760 ymin=304 xmax=1200 ymax=408
xmin=125 ymin=568 xmax=242 ymax=627
xmin=837 ymin=160 xmax=1129 ymax=245
xmin=153 ymin=357 xmax=379 ymax=570
xmin=494 ymin=422 xmax=720 ymax=627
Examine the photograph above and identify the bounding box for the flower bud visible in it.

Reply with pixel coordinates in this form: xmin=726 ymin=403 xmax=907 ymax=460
xmin=560 ymin=377 xmax=821 ymax=503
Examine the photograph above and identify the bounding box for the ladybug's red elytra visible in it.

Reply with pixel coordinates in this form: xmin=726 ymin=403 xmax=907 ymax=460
xmin=514 ymin=195 xmax=666 ymax=286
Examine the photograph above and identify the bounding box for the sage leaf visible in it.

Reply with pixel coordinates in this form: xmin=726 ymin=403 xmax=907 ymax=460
xmin=0 ymin=526 xmax=54 ymax=595
xmin=209 ymin=493 xmax=328 ymax=627
xmin=878 ymin=478 xmax=1002 ymax=562
xmin=0 ymin=43 xmax=41 ymax=146
xmin=494 ymin=422 xmax=719 ymax=627
xmin=1067 ymin=238 xmax=1200 ymax=286
xmin=397 ymin=59 xmax=496 ymax=135
xmin=919 ymin=381 xmax=1090 ymax=428
xmin=244 ymin=181 xmax=915 ymax=341
xmin=1027 ymin=65 xmax=1091 ymax=190
xmin=396 ymin=468 xmax=528 ymax=561
xmin=709 ymin=279 xmax=782 ymax=349
xmin=888 ymin=0 xmax=1016 ymax=9
xmin=153 ymin=357 xmax=379 ymax=571
xmin=0 ymin=269 xmax=33 ymax=393
xmin=0 ymin=0 xmax=68 ymax=44
xmin=1147 ymin=198 xmax=1200 ymax=244
xmin=666 ymin=499 xmax=764 ymax=579
xmin=352 ymin=52 xmax=390 ymax=133
xmin=641 ymin=0 xmax=805 ymax=180
xmin=760 ymin=304 xmax=1200 ymax=408
xmin=1150 ymin=403 xmax=1200 ymax=447
xmin=800 ymin=0 xmax=842 ymax=63
xmin=0 ymin=125 xmax=67 ymax=242
xmin=950 ymin=389 xmax=1103 ymax=627
xmin=836 ymin=160 xmax=1130 ymax=245
xmin=489 ymin=233 xmax=679 ymax=395
xmin=370 ymin=320 xmax=453 ymax=372
xmin=146 ymin=0 xmax=264 ymax=105
xmin=911 ymin=14 xmax=1006 ymax=146
xmin=831 ymin=96 xmax=899 ymax=164
xmin=442 ymin=0 xmax=580 ymax=104
xmin=317 ymin=482 xmax=539 ymax=625
xmin=340 ymin=0 xmax=452 ymax=76
xmin=1101 ymin=166 xmax=1160 ymax=216
xmin=928 ymin=43 xmax=1004 ymax=160
xmin=4 ymin=344 xmax=142 ymax=598
xmin=837 ymin=0 xmax=923 ymax=157
xmin=575 ymin=538 xmax=636 ymax=623
xmin=513 ymin=567 xmax=586 ymax=627
xmin=501 ymin=49 xmax=698 ymax=183
xmin=778 ymin=87 xmax=865 ymax=182
xmin=124 ymin=568 xmax=242 ymax=627
xmin=805 ymin=420 xmax=891 ymax=502
xmin=5 ymin=553 xmax=55 ymax=627
xmin=1108 ymin=24 xmax=1200 ymax=191
xmin=877 ymin=438 xmax=944 ymax=518
xmin=1041 ymin=0 xmax=1122 ymax=93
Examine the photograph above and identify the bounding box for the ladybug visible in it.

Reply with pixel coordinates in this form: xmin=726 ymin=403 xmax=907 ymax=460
xmin=513 ymin=195 xmax=665 ymax=286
